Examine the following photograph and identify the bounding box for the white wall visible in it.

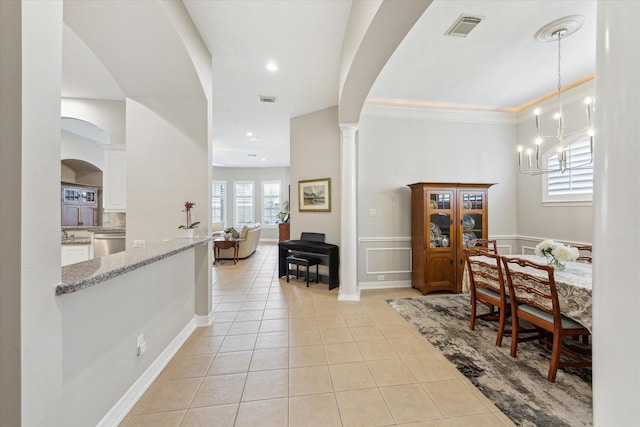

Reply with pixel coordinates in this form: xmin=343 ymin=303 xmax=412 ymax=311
xmin=126 ymin=97 xmax=208 ymax=247
xmin=515 ymin=82 xmax=595 ymax=247
xmin=357 ymin=106 xmax=517 ymax=285
xmin=61 ymin=250 xmax=196 ymax=427
xmin=61 ymin=130 xmax=106 ymax=170
xmin=593 ymin=2 xmax=640 ymax=423
xmin=20 ymin=2 xmax=65 ymax=425
xmin=212 ymin=167 xmax=290 ymax=241
xmin=290 ymin=106 xmax=341 ymax=245
xmin=61 ymin=98 xmax=126 ymax=146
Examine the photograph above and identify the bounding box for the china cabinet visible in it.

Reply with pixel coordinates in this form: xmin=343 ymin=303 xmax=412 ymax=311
xmin=407 ymin=182 xmax=494 ymax=294
xmin=61 ymin=183 xmax=99 ymax=226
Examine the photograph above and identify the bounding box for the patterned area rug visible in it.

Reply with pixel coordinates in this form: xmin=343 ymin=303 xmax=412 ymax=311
xmin=387 ymin=294 xmax=592 ymax=427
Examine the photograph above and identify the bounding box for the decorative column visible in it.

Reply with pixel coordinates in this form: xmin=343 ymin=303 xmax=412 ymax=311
xmin=593 ymin=1 xmax=640 ymax=423
xmin=338 ymin=124 xmax=359 ymax=301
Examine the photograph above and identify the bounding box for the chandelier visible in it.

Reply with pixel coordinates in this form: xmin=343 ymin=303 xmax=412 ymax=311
xmin=518 ymin=17 xmax=593 ymax=175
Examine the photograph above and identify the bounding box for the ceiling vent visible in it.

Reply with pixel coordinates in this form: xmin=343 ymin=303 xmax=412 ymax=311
xmin=445 ymin=15 xmax=483 ymax=38
xmin=259 ymin=95 xmax=277 ymax=103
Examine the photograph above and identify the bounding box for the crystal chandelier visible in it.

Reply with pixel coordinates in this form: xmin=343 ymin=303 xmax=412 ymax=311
xmin=518 ymin=18 xmax=594 ymax=175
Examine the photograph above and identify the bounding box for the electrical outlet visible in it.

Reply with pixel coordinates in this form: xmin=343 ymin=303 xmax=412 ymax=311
xmin=134 ymin=240 xmax=146 ymax=248
xmin=369 ymin=208 xmax=377 ymax=217
xmin=377 ymin=275 xmax=385 ymax=281
xmin=136 ymin=334 xmax=146 ymax=356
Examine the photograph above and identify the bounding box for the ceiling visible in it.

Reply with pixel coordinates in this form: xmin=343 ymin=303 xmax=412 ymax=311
xmin=61 ymin=0 xmax=596 ymax=166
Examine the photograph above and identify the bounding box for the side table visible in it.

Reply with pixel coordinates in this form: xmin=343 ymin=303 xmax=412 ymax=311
xmin=213 ymin=239 xmax=239 ymax=264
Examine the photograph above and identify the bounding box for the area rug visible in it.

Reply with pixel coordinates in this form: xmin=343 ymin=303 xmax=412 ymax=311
xmin=387 ymin=294 xmax=592 ymax=427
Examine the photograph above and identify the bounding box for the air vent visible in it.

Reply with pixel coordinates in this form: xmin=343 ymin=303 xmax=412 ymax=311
xmin=445 ymin=15 xmax=483 ymax=38
xmin=248 ymin=153 xmax=257 ymax=157
xmin=259 ymin=95 xmax=277 ymax=103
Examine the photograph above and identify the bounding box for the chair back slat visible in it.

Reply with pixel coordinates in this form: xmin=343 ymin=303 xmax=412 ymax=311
xmin=467 ymin=239 xmax=498 ymax=254
xmin=464 ymin=248 xmax=505 ymax=296
xmin=575 ymin=245 xmax=592 ymax=263
xmin=501 ymin=257 xmax=560 ymax=321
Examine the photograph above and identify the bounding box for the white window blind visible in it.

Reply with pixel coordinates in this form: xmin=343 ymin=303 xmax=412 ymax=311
xmin=544 ymin=137 xmax=593 ymax=203
xmin=262 ymin=181 xmax=281 ymax=226
xmin=235 ymin=181 xmax=254 ymax=225
xmin=212 ymin=181 xmax=226 ymax=223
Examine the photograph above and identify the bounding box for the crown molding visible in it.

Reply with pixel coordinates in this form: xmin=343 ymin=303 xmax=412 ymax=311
xmin=361 ymin=101 xmax=515 ymax=125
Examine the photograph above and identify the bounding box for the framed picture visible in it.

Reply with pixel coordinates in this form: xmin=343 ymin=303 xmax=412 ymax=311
xmin=298 ymin=178 xmax=331 ymax=212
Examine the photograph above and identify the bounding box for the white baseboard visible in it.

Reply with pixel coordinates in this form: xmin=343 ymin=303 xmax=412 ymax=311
xmin=359 ymin=280 xmax=413 ymax=290
xmin=337 ymin=290 xmax=361 ymax=301
xmin=97 ymin=317 xmax=198 ymax=427
xmin=196 ymin=310 xmax=215 ymax=326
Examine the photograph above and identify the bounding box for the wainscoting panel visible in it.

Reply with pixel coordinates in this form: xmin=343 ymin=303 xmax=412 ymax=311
xmin=365 ymin=247 xmax=412 ymax=275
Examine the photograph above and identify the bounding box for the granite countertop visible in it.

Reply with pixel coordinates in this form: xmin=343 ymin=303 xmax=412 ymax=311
xmin=61 ymin=227 xmax=125 ymax=245
xmin=61 ymin=238 xmax=92 ymax=245
xmin=61 ymin=227 xmax=126 ymax=233
xmin=57 ymin=237 xmax=211 ymax=295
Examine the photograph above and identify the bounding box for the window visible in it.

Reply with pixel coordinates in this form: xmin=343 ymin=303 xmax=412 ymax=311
xmin=212 ymin=181 xmax=226 ymax=223
xmin=234 ymin=181 xmax=254 ymax=225
xmin=543 ymin=137 xmax=593 ymax=204
xmin=262 ymin=181 xmax=281 ymax=226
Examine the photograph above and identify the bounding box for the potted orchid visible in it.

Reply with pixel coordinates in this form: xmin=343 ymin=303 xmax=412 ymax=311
xmin=534 ymin=239 xmax=579 ymax=270
xmin=178 ymin=201 xmax=200 ymax=237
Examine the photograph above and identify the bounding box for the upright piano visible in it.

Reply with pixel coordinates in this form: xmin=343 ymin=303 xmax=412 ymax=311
xmin=278 ymin=240 xmax=340 ymax=289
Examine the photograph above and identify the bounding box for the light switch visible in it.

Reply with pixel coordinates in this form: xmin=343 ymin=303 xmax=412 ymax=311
xmin=369 ymin=208 xmax=376 ymax=217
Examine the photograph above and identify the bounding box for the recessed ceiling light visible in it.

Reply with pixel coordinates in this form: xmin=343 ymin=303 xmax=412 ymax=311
xmin=245 ymin=132 xmax=253 ymax=137
xmin=260 ymin=158 xmax=266 ymax=162
xmin=266 ymin=61 xmax=278 ymax=72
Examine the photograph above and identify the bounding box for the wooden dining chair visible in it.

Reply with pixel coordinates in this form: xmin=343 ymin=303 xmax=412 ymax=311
xmin=574 ymin=245 xmax=592 ymax=263
xmin=467 ymin=239 xmax=498 ymax=254
xmin=464 ymin=248 xmax=510 ymax=346
xmin=501 ymin=256 xmax=591 ymax=382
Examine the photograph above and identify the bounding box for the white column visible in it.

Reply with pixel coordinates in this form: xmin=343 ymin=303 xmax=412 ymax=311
xmin=593 ymin=1 xmax=640 ymax=423
xmin=338 ymin=124 xmax=359 ymax=301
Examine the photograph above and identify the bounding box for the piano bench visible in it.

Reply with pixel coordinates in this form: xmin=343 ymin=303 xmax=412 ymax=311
xmin=286 ymin=255 xmax=321 ymax=287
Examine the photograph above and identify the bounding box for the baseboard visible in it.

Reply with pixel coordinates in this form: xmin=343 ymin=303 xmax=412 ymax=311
xmin=359 ymin=280 xmax=413 ymax=290
xmin=97 ymin=317 xmax=198 ymax=427
xmin=337 ymin=290 xmax=361 ymax=302
xmin=196 ymin=310 xmax=215 ymax=326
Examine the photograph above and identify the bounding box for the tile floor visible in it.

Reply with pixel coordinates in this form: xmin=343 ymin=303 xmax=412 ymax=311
xmin=120 ymin=242 xmax=514 ymax=426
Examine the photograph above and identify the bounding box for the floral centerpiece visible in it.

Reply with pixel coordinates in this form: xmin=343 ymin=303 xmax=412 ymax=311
xmin=534 ymin=239 xmax=579 ymax=270
xmin=178 ymin=202 xmax=200 ymax=237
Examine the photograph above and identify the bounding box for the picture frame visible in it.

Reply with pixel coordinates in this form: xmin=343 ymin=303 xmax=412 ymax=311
xmin=298 ymin=178 xmax=331 ymax=212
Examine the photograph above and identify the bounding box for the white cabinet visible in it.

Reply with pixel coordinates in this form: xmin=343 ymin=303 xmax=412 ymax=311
xmin=61 ymin=245 xmax=92 ymax=266
xmin=104 ymin=145 xmax=126 ymax=211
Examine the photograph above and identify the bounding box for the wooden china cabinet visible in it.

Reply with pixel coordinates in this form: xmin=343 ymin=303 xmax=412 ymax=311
xmin=407 ymin=182 xmax=494 ymax=295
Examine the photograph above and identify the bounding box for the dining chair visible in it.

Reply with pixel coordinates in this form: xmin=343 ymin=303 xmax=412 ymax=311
xmin=464 ymin=248 xmax=510 ymax=346
xmin=501 ymin=256 xmax=591 ymax=382
xmin=574 ymin=245 xmax=592 ymax=263
xmin=467 ymin=238 xmax=498 ymax=253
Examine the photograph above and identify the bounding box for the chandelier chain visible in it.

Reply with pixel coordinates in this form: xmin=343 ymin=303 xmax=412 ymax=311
xmin=557 ymin=32 xmax=562 ymax=114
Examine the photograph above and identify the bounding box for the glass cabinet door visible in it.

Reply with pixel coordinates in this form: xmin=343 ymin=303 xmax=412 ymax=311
xmin=426 ymin=191 xmax=453 ymax=249
xmin=460 ymin=191 xmax=486 ymax=247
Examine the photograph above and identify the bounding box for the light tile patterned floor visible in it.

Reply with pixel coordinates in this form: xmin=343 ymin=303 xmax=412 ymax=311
xmin=120 ymin=242 xmax=514 ymax=426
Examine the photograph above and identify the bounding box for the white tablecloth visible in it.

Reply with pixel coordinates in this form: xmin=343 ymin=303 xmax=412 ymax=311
xmin=462 ymin=254 xmax=592 ymax=332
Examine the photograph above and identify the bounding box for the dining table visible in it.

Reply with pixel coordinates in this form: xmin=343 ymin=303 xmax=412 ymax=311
xmin=462 ymin=254 xmax=593 ymax=332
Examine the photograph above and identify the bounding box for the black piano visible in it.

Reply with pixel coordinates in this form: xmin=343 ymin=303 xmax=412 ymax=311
xmin=278 ymin=239 xmax=339 ymax=290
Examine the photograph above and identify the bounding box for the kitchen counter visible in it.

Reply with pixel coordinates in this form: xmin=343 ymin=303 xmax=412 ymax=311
xmin=61 ymin=238 xmax=92 ymax=245
xmin=57 ymin=237 xmax=210 ymax=295
xmin=61 ymin=227 xmax=125 ymax=245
